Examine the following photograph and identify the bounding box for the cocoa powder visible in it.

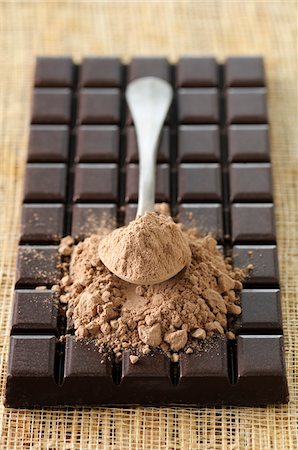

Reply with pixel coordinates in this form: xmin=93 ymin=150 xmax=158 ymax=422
xmin=98 ymin=212 xmax=192 ymax=284
xmin=58 ymin=220 xmax=244 ymax=361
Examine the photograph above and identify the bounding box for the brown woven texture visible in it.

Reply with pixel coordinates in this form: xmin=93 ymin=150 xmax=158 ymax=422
xmin=0 ymin=1 xmax=297 ymax=448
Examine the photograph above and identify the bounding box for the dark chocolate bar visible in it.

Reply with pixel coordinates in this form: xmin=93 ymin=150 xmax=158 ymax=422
xmin=5 ymin=56 xmax=288 ymax=407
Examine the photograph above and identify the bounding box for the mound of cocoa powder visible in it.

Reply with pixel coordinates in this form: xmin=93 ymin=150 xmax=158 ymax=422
xmin=98 ymin=212 xmax=192 ymax=284
xmin=55 ymin=215 xmax=244 ymax=362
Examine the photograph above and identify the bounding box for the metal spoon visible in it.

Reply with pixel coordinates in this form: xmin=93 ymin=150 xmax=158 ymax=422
xmin=98 ymin=77 xmax=191 ymax=284
xmin=126 ymin=77 xmax=173 ymax=216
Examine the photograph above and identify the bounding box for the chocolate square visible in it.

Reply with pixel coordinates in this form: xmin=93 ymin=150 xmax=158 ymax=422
xmin=35 ymin=56 xmax=73 ymax=87
xmin=6 ymin=336 xmax=58 ymax=407
xmin=178 ymin=203 xmax=223 ymax=241
xmin=232 ymin=245 xmax=279 ymax=286
xmin=231 ymin=204 xmax=276 ymax=243
xmin=16 ymin=245 xmax=61 ymax=286
xmin=178 ymin=88 xmax=219 ymax=124
xmin=176 ymin=57 xmax=218 ymax=87
xmin=12 ymin=290 xmax=58 ymax=332
xmin=178 ymin=163 xmax=222 ymax=202
xmin=235 ymin=289 xmax=282 ymax=333
xmin=229 ymin=163 xmax=273 ymax=202
xmin=28 ymin=125 xmax=69 ymax=162
xmin=235 ymin=335 xmax=287 ymax=404
xmin=228 ymin=125 xmax=270 ymax=162
xmin=31 ymin=88 xmax=72 ymax=124
xmin=24 ymin=164 xmax=67 ymax=202
xmin=178 ymin=125 xmax=220 ymax=162
xmin=80 ymin=57 xmax=121 ymax=87
xmin=20 ymin=204 xmax=64 ymax=242
xmin=73 ymin=163 xmax=118 ymax=202
xmin=226 ymin=88 xmax=267 ymax=124
xmin=225 ymin=56 xmax=265 ymax=87
xmin=76 ymin=125 xmax=119 ymax=162
xmin=78 ymin=89 xmax=120 ymax=124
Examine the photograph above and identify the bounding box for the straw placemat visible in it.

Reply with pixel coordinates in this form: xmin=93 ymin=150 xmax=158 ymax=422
xmin=0 ymin=1 xmax=297 ymax=448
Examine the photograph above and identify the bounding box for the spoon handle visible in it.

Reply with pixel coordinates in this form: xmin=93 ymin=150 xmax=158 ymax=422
xmin=126 ymin=77 xmax=173 ymax=217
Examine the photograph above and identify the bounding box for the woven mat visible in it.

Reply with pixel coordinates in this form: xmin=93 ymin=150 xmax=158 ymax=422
xmin=0 ymin=1 xmax=297 ymax=448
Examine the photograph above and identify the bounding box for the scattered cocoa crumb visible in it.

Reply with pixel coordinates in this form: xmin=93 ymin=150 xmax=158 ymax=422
xmin=226 ymin=331 xmax=236 ymax=340
xmin=138 ymin=323 xmax=162 ymax=347
xmin=129 ymin=355 xmax=139 ymax=364
xmin=51 ymin=284 xmax=60 ymax=293
xmin=164 ymin=329 xmax=188 ymax=351
xmin=191 ymin=328 xmax=206 ymax=340
xmin=58 ymin=245 xmax=72 ymax=257
xmin=171 ymin=353 xmax=179 ymax=363
xmin=58 ymin=235 xmax=75 ymax=257
xmin=61 ymin=236 xmax=75 ymax=246
xmin=154 ymin=202 xmax=170 ymax=216
xmin=234 ymin=280 xmax=243 ymax=290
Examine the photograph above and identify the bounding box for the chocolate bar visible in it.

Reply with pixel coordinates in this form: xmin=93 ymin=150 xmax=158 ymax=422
xmin=5 ymin=56 xmax=288 ymax=407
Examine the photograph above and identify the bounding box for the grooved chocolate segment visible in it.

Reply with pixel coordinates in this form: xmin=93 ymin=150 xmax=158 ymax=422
xmin=76 ymin=125 xmax=119 ymax=162
xmin=226 ymin=88 xmax=267 ymax=124
xmin=229 ymin=163 xmax=272 ymax=202
xmin=231 ymin=204 xmax=276 ymax=243
xmin=121 ymin=351 xmax=172 ymax=403
xmin=28 ymin=125 xmax=69 ymax=162
xmin=235 ymin=289 xmax=282 ymax=333
xmin=35 ymin=57 xmax=73 ymax=87
xmin=178 ymin=125 xmax=220 ymax=162
xmin=80 ymin=57 xmax=121 ymax=87
xmin=20 ymin=204 xmax=64 ymax=242
xmin=62 ymin=336 xmax=114 ymax=405
xmin=225 ymin=56 xmax=265 ymax=87
xmin=6 ymin=55 xmax=287 ymax=408
xmin=228 ymin=125 xmax=270 ymax=162
xmin=128 ymin=57 xmax=170 ymax=82
xmin=16 ymin=245 xmax=60 ymax=286
xmin=176 ymin=57 xmax=218 ymax=87
xmin=178 ymin=88 xmax=219 ymax=123
xmin=126 ymin=126 xmax=170 ymax=163
xmin=178 ymin=163 xmax=222 ymax=202
xmin=31 ymin=88 xmax=72 ymax=124
xmin=5 ymin=336 xmax=58 ymax=407
xmin=78 ymin=89 xmax=120 ymax=124
xmin=12 ymin=290 xmax=58 ymax=332
xmin=179 ymin=338 xmax=230 ymax=404
xmin=178 ymin=204 xmax=223 ymax=241
xmin=24 ymin=164 xmax=67 ymax=202
xmin=73 ymin=163 xmax=118 ymax=202
xmin=125 ymin=164 xmax=169 ymax=202
xmin=72 ymin=204 xmax=117 ymax=240
xmin=235 ymin=335 xmax=288 ymax=404
xmin=233 ymin=245 xmax=279 ymax=286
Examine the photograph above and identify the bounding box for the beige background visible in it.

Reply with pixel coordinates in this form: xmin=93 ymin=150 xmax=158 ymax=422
xmin=0 ymin=1 xmax=297 ymax=449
